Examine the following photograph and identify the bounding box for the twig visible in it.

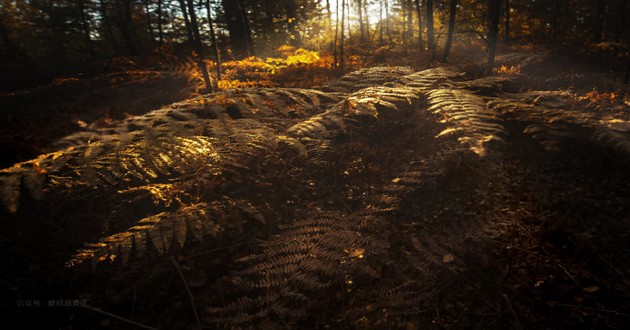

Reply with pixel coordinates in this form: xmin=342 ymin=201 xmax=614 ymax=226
xmin=171 ymin=257 xmax=203 ymax=330
xmin=81 ymin=304 xmax=158 ymax=330
xmin=502 ymin=294 xmax=522 ymax=330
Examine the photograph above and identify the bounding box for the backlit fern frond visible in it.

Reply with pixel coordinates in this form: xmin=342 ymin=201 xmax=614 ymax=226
xmin=321 ymin=66 xmax=414 ymax=93
xmin=287 ymin=86 xmax=420 ymax=139
xmin=428 ymin=89 xmax=505 ymax=156
xmin=396 ymin=67 xmax=463 ymax=91
xmin=490 ymin=93 xmax=630 ymax=155
xmin=206 ymin=211 xmax=388 ymax=328
xmin=68 ymin=202 xmax=215 ymax=267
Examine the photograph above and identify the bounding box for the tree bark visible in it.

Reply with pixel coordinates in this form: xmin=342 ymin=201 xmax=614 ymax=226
xmin=425 ymin=0 xmax=435 ymax=52
xmin=157 ymin=0 xmax=164 ymax=45
xmin=99 ymin=0 xmax=119 ymax=54
xmin=442 ymin=0 xmax=457 ymax=61
xmin=143 ymin=0 xmax=155 ymax=45
xmin=79 ymin=0 xmax=95 ymax=57
xmin=356 ymin=0 xmax=366 ymax=43
xmin=178 ymin=0 xmax=194 ymax=43
xmin=222 ymin=0 xmax=250 ymax=58
xmin=487 ymin=0 xmax=501 ymax=66
xmin=206 ymin=0 xmax=221 ymax=81
xmin=117 ymin=0 xmax=138 ymax=55
xmin=340 ymin=0 xmax=346 ymax=71
xmin=406 ymin=0 xmax=413 ymax=45
xmin=414 ymin=0 xmax=423 ymax=51
xmin=186 ymin=0 xmax=212 ymax=92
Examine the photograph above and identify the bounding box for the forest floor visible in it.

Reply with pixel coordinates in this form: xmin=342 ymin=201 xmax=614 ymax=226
xmin=1 ymin=44 xmax=629 ymax=329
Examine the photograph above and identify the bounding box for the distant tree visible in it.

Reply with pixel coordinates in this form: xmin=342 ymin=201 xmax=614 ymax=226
xmin=486 ymin=0 xmax=501 ymax=66
xmin=414 ymin=0 xmax=423 ymax=51
xmin=222 ymin=0 xmax=252 ymax=58
xmin=504 ymin=0 xmax=509 ymax=44
xmin=443 ymin=0 xmax=458 ymax=61
xmin=206 ymin=0 xmax=221 ymax=81
xmin=185 ymin=0 xmax=212 ymax=92
xmin=285 ymin=0 xmax=301 ymax=47
xmin=426 ymin=0 xmax=435 ymax=52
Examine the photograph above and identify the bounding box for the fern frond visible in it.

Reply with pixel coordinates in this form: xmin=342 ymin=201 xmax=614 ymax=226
xmin=321 ymin=66 xmax=414 ymax=93
xmin=67 ymin=202 xmax=227 ymax=267
xmin=428 ymin=89 xmax=505 ymax=156
xmin=206 ymin=211 xmax=387 ymax=327
xmin=396 ymin=67 xmax=463 ymax=91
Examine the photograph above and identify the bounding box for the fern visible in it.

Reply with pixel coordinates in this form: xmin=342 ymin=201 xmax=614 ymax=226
xmin=206 ymin=211 xmax=387 ymax=327
xmin=428 ymin=88 xmax=505 ymax=156
xmin=320 ymin=66 xmax=414 ymax=93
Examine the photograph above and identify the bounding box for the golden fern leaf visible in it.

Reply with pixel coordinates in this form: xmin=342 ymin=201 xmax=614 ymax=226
xmin=321 ymin=66 xmax=415 ymax=93
xmin=428 ymin=89 xmax=505 ymax=156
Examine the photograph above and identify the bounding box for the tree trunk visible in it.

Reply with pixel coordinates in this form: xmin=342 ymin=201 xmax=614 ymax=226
xmin=178 ymin=0 xmax=194 ymax=43
xmin=285 ymin=0 xmax=301 ymax=47
xmin=442 ymin=0 xmax=457 ymax=61
xmin=206 ymin=0 xmax=221 ymax=81
xmin=263 ymin=2 xmax=275 ymax=37
xmin=143 ymin=0 xmax=155 ymax=45
xmin=99 ymin=0 xmax=119 ymax=54
xmin=79 ymin=0 xmax=95 ymax=57
xmin=504 ymin=0 xmax=510 ymax=44
xmin=414 ymin=0 xmax=423 ymax=51
xmin=379 ymin=0 xmax=383 ymax=44
xmin=406 ymin=0 xmax=413 ymax=45
xmin=117 ymin=0 xmax=138 ymax=55
xmin=356 ymin=0 xmax=366 ymax=43
xmin=333 ymin=0 xmax=339 ymax=68
xmin=186 ymin=0 xmax=212 ymax=92
xmin=157 ymin=0 xmax=164 ymax=45
xmin=426 ymin=0 xmax=435 ymax=52
xmin=340 ymin=0 xmax=346 ymax=71
xmin=593 ymin=0 xmax=605 ymax=43
xmin=222 ymin=0 xmax=250 ymax=58
xmin=487 ymin=0 xmax=501 ymax=66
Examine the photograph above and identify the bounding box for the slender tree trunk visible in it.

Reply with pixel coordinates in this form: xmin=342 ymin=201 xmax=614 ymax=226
xmin=356 ymin=0 xmax=366 ymax=43
xmin=487 ymin=0 xmax=501 ymax=66
xmin=504 ymin=0 xmax=510 ymax=44
xmin=157 ymin=0 xmax=164 ymax=45
xmin=593 ymin=0 xmax=605 ymax=42
xmin=143 ymin=0 xmax=155 ymax=45
xmin=178 ymin=0 xmax=194 ymax=43
xmin=340 ymin=0 xmax=346 ymax=71
xmin=443 ymin=0 xmax=457 ymax=61
xmin=426 ymin=0 xmax=435 ymax=52
xmin=79 ymin=0 xmax=95 ymax=57
xmin=285 ymin=0 xmax=301 ymax=47
xmin=206 ymin=0 xmax=221 ymax=81
xmin=222 ymin=0 xmax=250 ymax=58
xmin=385 ymin=0 xmax=391 ymax=41
xmin=99 ymin=0 xmax=119 ymax=54
xmin=407 ymin=0 xmax=413 ymax=45
xmin=263 ymin=3 xmax=274 ymax=37
xmin=118 ymin=0 xmax=138 ymax=55
xmin=186 ymin=0 xmax=212 ymax=92
xmin=237 ymin=0 xmax=254 ymax=56
xmin=379 ymin=0 xmax=383 ymax=44
xmin=414 ymin=0 xmax=423 ymax=51
xmin=333 ymin=0 xmax=339 ymax=68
